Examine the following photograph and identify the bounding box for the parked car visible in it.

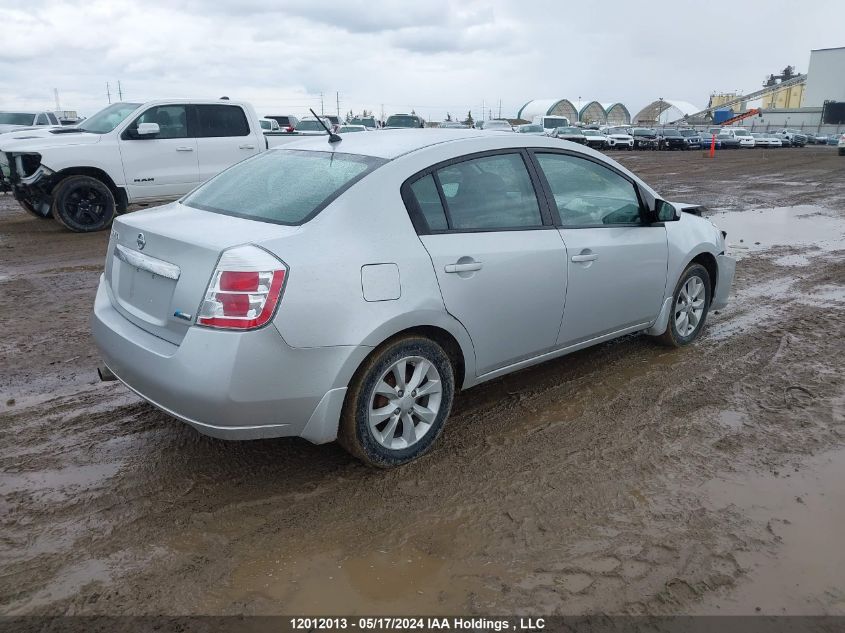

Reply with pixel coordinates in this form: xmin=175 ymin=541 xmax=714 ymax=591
xmin=657 ymin=128 xmax=687 ymax=150
xmin=0 ymin=110 xmax=61 ymax=134
xmin=265 ymin=115 xmax=299 ymax=131
xmin=779 ymin=129 xmax=807 ymax=147
xmin=716 ymin=134 xmax=741 ymax=149
xmin=259 ymin=118 xmax=281 ymax=132
xmin=516 ymin=124 xmax=546 ymax=135
xmin=751 ymin=133 xmax=781 ymax=148
xmin=91 ymin=129 xmax=735 ymax=467
xmin=581 ymin=129 xmax=609 ymax=149
xmin=826 ymin=134 xmax=841 ymax=146
xmin=533 ymin=115 xmax=571 ymax=135
xmin=385 ymin=113 xmax=425 ymax=129
xmin=295 ymin=116 xmax=334 ymax=135
xmin=803 ymin=132 xmax=819 ymax=144
xmin=839 ymin=133 xmax=845 ymax=155
xmin=325 ymin=115 xmax=341 ymax=129
xmin=772 ymin=132 xmax=793 ymax=147
xmin=337 ymin=124 xmax=367 ymax=133
xmin=481 ymin=119 xmax=514 ymax=132
xmin=678 ymin=129 xmax=703 ymax=149
xmin=348 ymin=116 xmax=378 ymax=130
xmin=631 ymin=128 xmax=658 ymax=150
xmin=604 ymin=126 xmax=635 ymax=150
xmin=0 ymin=100 xmax=300 ymax=231
xmin=720 ymin=128 xmax=755 ymax=148
xmin=551 ymin=126 xmax=587 ymax=144
xmin=440 ymin=121 xmax=468 ymax=129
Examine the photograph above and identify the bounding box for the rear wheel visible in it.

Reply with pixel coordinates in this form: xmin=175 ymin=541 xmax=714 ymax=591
xmin=51 ymin=175 xmax=116 ymax=233
xmin=653 ymin=263 xmax=712 ymax=347
xmin=338 ymin=336 xmax=455 ymax=468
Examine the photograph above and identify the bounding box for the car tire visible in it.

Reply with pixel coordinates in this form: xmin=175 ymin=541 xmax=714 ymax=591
xmin=18 ymin=198 xmax=52 ymax=219
xmin=653 ymin=263 xmax=712 ymax=348
xmin=51 ymin=175 xmax=117 ymax=233
xmin=338 ymin=335 xmax=455 ymax=468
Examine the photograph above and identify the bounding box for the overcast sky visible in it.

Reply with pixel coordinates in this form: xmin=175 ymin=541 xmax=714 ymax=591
xmin=2 ymin=0 xmax=843 ymax=121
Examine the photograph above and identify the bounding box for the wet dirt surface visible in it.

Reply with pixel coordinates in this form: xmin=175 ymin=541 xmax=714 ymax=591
xmin=1 ymin=146 xmax=843 ymax=616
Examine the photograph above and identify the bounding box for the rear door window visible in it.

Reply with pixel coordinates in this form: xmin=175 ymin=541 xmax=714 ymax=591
xmin=182 ymin=149 xmax=384 ymax=225
xmin=194 ymin=104 xmax=250 ymax=137
xmin=435 ymin=153 xmax=542 ymax=230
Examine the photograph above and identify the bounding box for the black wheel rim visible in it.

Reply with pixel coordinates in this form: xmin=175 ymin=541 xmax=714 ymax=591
xmin=65 ymin=186 xmax=107 ymax=226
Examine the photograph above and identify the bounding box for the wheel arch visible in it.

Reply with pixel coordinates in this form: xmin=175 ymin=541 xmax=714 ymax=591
xmin=53 ymin=167 xmax=128 ymax=212
xmin=352 ymin=312 xmax=477 ymax=391
xmin=689 ymin=251 xmax=718 ymax=298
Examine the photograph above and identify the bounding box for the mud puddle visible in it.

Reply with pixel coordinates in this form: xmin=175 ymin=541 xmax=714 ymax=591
xmin=709 ymin=205 xmax=845 ymax=258
xmin=694 ymin=448 xmax=845 ymax=615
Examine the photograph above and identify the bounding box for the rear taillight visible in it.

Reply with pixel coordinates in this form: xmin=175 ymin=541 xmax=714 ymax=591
xmin=197 ymin=245 xmax=287 ymax=330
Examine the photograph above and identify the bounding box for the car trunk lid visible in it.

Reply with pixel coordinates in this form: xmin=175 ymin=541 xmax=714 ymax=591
xmin=104 ymin=202 xmax=300 ymax=345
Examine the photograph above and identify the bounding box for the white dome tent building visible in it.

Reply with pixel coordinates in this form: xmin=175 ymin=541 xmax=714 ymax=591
xmin=633 ymin=99 xmax=701 ymax=125
xmin=517 ymin=99 xmax=631 ymax=125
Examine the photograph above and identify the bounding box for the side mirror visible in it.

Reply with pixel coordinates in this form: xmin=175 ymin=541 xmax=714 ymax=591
xmin=651 ymin=199 xmax=679 ymax=223
xmin=136 ymin=122 xmax=160 ymax=137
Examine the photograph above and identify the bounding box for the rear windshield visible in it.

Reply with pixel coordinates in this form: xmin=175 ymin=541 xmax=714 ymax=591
xmin=182 ymin=150 xmax=385 ymax=225
xmin=386 ymin=115 xmax=422 ymax=128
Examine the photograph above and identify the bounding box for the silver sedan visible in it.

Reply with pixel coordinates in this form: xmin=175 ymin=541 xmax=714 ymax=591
xmin=92 ymin=130 xmax=735 ymax=467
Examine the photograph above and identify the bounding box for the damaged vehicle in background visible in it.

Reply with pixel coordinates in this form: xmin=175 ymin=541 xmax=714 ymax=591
xmin=0 ymin=99 xmax=302 ymax=232
xmin=92 ymin=129 xmax=735 ymax=468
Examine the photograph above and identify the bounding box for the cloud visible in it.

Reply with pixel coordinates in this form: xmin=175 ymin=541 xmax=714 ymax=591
xmin=1 ymin=0 xmax=844 ymax=124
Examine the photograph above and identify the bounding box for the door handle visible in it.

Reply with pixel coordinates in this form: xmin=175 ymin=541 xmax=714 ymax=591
xmin=176 ymin=146 xmax=194 ymax=152
xmin=239 ymin=144 xmax=256 ymax=150
xmin=571 ymin=254 xmax=598 ymax=262
xmin=445 ymin=262 xmax=483 ymax=273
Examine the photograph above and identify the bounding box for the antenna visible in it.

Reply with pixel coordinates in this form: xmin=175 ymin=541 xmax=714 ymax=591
xmin=309 ymin=108 xmax=342 ymax=144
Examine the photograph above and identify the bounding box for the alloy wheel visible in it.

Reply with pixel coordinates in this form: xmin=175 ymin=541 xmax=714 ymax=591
xmin=368 ymin=356 xmax=443 ymax=450
xmin=674 ymin=276 xmax=706 ymax=337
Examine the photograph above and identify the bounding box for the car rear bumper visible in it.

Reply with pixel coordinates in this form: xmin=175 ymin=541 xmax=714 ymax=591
xmin=712 ymin=254 xmax=736 ymax=311
xmin=92 ymin=277 xmax=369 ymax=442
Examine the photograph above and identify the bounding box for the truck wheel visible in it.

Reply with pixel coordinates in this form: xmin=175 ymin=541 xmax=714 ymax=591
xmin=338 ymin=335 xmax=455 ymax=468
xmin=51 ymin=176 xmax=116 ymax=232
xmin=18 ymin=198 xmax=52 ymax=219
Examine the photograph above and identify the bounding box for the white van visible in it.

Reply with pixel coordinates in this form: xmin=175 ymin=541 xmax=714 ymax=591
xmin=533 ymin=115 xmax=570 ymax=135
xmin=720 ymin=127 xmax=755 ymax=148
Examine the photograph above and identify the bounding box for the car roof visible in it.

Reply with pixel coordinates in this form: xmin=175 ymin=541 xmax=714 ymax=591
xmin=279 ymin=129 xmax=497 ymax=159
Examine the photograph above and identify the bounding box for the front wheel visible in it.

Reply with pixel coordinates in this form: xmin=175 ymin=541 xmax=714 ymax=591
xmin=51 ymin=175 xmax=116 ymax=232
xmin=338 ymin=336 xmax=455 ymax=468
xmin=653 ymin=263 xmax=712 ymax=347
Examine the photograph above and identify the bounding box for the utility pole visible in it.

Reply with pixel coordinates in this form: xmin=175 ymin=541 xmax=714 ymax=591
xmin=54 ymin=88 xmax=61 ymax=111
xmin=380 ymin=103 xmax=384 ymax=125
xmin=336 ymin=91 xmax=340 ymax=119
xmin=498 ymin=99 xmax=502 ymax=119
xmin=320 ymin=92 xmax=324 ymax=116
xmin=106 ymin=82 xmax=111 ymax=104
xmin=117 ymin=80 xmax=123 ymax=100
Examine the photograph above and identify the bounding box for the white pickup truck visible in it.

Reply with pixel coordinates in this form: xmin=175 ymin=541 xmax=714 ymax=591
xmin=0 ymin=99 xmax=305 ymax=232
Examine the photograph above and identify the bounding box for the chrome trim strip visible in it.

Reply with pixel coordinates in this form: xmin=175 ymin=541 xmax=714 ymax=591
xmin=114 ymin=244 xmax=181 ymax=280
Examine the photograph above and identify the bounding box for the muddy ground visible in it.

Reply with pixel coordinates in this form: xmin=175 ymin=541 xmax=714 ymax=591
xmin=1 ymin=146 xmax=843 ymax=617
